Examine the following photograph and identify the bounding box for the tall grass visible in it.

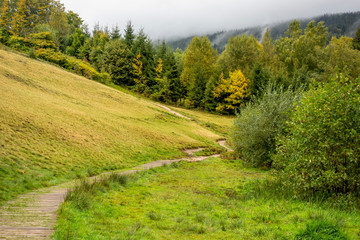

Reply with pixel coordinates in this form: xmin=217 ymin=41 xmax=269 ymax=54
xmin=65 ymin=174 xmax=130 ymax=210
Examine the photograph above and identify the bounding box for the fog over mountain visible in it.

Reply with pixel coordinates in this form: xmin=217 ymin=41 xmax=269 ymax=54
xmin=167 ymin=12 xmax=360 ymax=51
xmin=61 ymin=0 xmax=360 ymax=39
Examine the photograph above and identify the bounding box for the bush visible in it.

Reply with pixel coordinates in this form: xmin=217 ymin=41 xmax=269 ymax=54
xmin=232 ymin=84 xmax=301 ymax=167
xmin=28 ymin=48 xmax=37 ymax=59
xmin=35 ymin=48 xmax=110 ymax=84
xmin=273 ymin=74 xmax=360 ymax=198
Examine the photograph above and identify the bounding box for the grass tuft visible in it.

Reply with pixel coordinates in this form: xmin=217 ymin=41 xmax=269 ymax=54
xmin=295 ymin=221 xmax=349 ymax=240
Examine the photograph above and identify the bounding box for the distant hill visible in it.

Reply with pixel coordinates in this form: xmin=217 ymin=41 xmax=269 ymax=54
xmin=168 ymin=11 xmax=360 ymax=52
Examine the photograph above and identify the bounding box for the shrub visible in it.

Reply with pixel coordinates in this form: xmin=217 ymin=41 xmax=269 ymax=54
xmin=34 ymin=48 xmax=110 ymax=84
xmin=273 ymin=74 xmax=360 ymax=198
xmin=28 ymin=48 xmax=37 ymax=59
xmin=232 ymin=84 xmax=301 ymax=168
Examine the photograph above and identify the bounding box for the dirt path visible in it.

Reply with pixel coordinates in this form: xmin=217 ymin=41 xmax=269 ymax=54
xmin=156 ymin=104 xmax=192 ymax=120
xmin=0 ymin=105 xmax=231 ymax=240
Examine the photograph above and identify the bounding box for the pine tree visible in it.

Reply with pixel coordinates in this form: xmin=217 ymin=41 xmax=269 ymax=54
xmin=111 ymin=25 xmax=121 ymax=40
xmin=132 ymin=29 xmax=156 ymax=90
xmin=124 ymin=21 xmax=135 ymax=48
xmin=66 ymin=28 xmax=86 ymax=57
xmin=100 ymin=40 xmax=133 ymax=85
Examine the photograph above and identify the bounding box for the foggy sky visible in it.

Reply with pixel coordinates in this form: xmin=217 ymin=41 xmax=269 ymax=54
xmin=60 ymin=0 xmax=360 ymax=39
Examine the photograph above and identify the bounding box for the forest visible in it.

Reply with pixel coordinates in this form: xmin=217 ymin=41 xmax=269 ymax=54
xmin=1 ymin=0 xmax=360 ymax=215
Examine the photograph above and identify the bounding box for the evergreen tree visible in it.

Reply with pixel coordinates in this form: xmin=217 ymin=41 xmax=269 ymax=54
xmin=66 ymin=28 xmax=86 ymax=57
xmin=100 ymin=40 xmax=133 ymax=85
xmin=111 ymin=25 xmax=121 ymax=40
xmin=132 ymin=29 xmax=156 ymax=91
xmin=89 ymin=29 xmax=110 ymax=69
xmin=124 ymin=21 xmax=135 ymax=49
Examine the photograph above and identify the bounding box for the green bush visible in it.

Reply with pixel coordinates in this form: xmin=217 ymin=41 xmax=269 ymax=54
xmin=232 ymin=84 xmax=301 ymax=167
xmin=273 ymin=74 xmax=360 ymax=198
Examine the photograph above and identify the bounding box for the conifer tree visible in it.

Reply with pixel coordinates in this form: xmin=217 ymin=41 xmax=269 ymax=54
xmin=132 ymin=29 xmax=156 ymax=90
xmin=124 ymin=21 xmax=135 ymax=48
xmin=111 ymin=25 xmax=121 ymax=40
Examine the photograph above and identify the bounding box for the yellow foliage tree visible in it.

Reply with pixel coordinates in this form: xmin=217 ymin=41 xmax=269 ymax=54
xmin=11 ymin=0 xmax=29 ymax=36
xmin=0 ymin=0 xmax=11 ymax=32
xmin=155 ymin=58 xmax=163 ymax=79
xmin=132 ymin=53 xmax=145 ymax=85
xmin=213 ymin=69 xmax=251 ymax=112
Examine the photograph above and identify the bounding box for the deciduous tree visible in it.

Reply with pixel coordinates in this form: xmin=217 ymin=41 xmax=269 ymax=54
xmin=180 ymin=36 xmax=216 ymax=108
xmin=213 ymin=69 xmax=251 ymax=112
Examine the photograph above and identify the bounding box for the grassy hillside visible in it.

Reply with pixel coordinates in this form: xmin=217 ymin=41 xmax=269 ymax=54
xmin=0 ymin=49 xmax=227 ymax=202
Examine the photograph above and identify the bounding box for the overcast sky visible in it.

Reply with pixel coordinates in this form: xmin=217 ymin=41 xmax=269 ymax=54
xmin=60 ymin=0 xmax=360 ymax=39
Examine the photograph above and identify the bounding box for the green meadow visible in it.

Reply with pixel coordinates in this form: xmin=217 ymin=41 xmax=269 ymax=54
xmin=54 ymin=159 xmax=360 ymax=239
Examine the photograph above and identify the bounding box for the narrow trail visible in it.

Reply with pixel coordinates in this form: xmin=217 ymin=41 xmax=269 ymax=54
xmin=0 ymin=105 xmax=231 ymax=240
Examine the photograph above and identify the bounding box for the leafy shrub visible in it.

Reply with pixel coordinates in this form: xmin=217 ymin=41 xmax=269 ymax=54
xmin=273 ymin=74 xmax=360 ymax=198
xmin=28 ymin=48 xmax=37 ymax=59
xmin=232 ymin=84 xmax=301 ymax=167
xmin=35 ymin=48 xmax=110 ymax=83
xmin=295 ymin=221 xmax=348 ymax=240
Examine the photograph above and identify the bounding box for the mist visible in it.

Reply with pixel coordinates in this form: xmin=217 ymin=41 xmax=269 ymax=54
xmin=60 ymin=0 xmax=360 ymax=39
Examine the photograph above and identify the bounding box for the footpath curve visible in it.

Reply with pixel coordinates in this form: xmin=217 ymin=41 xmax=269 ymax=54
xmin=0 ymin=104 xmax=230 ymax=240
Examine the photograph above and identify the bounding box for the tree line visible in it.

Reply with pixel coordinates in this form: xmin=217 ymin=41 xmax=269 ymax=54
xmin=1 ymin=0 xmax=360 ymax=115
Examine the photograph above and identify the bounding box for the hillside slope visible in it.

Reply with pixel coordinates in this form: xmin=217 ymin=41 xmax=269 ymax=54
xmin=0 ymin=49 xmax=229 ymax=202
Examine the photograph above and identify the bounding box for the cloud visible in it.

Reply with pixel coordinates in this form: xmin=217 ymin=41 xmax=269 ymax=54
xmin=61 ymin=0 xmax=360 ymax=39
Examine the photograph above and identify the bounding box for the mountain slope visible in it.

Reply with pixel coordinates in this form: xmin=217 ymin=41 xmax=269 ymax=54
xmin=0 ymin=48 xmax=230 ymax=202
xmin=168 ymin=11 xmax=360 ymax=51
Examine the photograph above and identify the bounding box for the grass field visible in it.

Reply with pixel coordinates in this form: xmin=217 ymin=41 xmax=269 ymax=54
xmin=54 ymin=159 xmax=360 ymax=239
xmin=0 ymin=49 xmax=228 ymax=202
